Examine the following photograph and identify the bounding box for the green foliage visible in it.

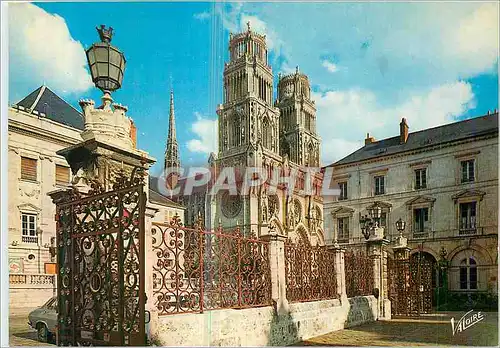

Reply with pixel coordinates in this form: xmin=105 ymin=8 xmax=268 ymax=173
xmin=435 ymin=291 xmax=498 ymax=311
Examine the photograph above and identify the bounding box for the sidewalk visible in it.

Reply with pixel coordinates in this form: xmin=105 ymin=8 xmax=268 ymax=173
xmin=299 ymin=312 xmax=498 ymax=346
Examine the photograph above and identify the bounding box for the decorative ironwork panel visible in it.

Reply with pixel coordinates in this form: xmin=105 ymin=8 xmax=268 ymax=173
xmin=56 ymin=183 xmax=146 ymax=346
xmin=284 ymin=241 xmax=337 ymax=303
xmin=345 ymin=251 xmax=374 ymax=298
xmin=152 ymin=220 xmax=272 ymax=315
xmin=388 ymin=252 xmax=435 ymax=316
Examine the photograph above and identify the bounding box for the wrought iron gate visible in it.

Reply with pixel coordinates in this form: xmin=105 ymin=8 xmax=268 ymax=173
xmin=55 ymin=174 xmax=146 ymax=346
xmin=388 ymin=252 xmax=434 ymax=316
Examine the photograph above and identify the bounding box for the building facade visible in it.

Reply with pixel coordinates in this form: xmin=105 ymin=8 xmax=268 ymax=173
xmin=324 ymin=113 xmax=498 ymax=297
xmin=169 ymin=25 xmax=324 ymax=245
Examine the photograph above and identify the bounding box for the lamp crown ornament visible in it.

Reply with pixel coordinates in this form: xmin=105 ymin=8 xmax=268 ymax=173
xmin=97 ymin=25 xmax=113 ymax=43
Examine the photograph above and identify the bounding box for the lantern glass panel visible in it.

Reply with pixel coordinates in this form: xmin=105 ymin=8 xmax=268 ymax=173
xmin=97 ymin=62 xmax=109 ymax=77
xmin=87 ymin=49 xmax=96 ymax=65
xmin=94 ymin=45 xmax=108 ymax=62
xmin=109 ymin=49 xmax=121 ymax=66
xmin=109 ymin=66 xmax=120 ymax=83
xmin=91 ymin=65 xmax=98 ymax=79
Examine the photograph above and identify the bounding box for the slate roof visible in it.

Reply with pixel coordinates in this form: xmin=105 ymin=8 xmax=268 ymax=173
xmin=13 ymin=85 xmax=84 ymax=130
xmin=149 ymin=176 xmax=185 ymax=209
xmin=331 ymin=113 xmax=499 ymax=167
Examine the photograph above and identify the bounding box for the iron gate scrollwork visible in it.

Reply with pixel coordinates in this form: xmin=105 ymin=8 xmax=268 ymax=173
xmin=56 ymin=171 xmax=146 ymax=346
xmin=388 ymin=252 xmax=434 ymax=316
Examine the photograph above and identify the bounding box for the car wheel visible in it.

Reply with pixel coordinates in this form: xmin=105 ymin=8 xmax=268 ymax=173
xmin=37 ymin=323 xmax=48 ymax=343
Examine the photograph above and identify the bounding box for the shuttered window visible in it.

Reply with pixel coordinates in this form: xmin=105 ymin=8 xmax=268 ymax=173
xmin=55 ymin=165 xmax=70 ymax=185
xmin=21 ymin=157 xmax=37 ymax=181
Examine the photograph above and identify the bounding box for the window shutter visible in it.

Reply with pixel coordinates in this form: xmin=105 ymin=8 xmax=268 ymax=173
xmin=21 ymin=157 xmax=37 ymax=181
xmin=56 ymin=165 xmax=70 ymax=185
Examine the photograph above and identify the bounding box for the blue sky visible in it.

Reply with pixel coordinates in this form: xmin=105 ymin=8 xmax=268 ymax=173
xmin=8 ymin=2 xmax=499 ymax=173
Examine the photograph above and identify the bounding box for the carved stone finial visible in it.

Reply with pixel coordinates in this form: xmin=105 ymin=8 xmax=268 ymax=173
xmin=246 ymin=21 xmax=251 ymax=31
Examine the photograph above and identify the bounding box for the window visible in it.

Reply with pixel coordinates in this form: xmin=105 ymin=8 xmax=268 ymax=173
xmin=459 ymin=202 xmax=477 ymax=234
xmin=413 ymin=208 xmax=429 ymax=236
xmin=21 ymin=157 xmax=37 ymax=181
xmin=55 ymin=165 xmax=70 ymax=185
xmin=339 ymin=182 xmax=348 ymax=200
xmin=461 ymin=160 xmax=475 ymax=183
xmin=380 ymin=212 xmax=387 ymax=228
xmin=21 ymin=213 xmax=37 ymax=243
xmin=460 ymin=257 xmax=477 ymax=290
xmin=374 ymin=176 xmax=385 ymax=195
xmin=337 ymin=217 xmax=349 ymax=241
xmin=415 ymin=168 xmax=427 ymax=189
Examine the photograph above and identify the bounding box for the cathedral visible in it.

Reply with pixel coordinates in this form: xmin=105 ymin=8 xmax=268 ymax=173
xmin=165 ymin=24 xmax=324 ymax=245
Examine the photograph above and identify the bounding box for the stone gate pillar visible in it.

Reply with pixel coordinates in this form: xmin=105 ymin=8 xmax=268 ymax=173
xmin=366 ymin=227 xmax=390 ymax=319
xmin=328 ymin=243 xmax=347 ymax=302
xmin=260 ymin=226 xmax=289 ymax=315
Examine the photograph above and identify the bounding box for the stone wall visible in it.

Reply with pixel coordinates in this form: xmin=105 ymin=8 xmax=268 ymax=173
xmin=153 ymin=296 xmax=378 ymax=346
xmin=9 ymin=274 xmax=57 ymax=313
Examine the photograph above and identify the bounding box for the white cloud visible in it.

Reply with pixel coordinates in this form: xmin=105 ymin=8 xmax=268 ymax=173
xmin=194 ymin=11 xmax=210 ymax=20
xmin=315 ymin=81 xmax=476 ymax=164
xmin=9 ymin=3 xmax=92 ymax=95
xmin=322 ymin=60 xmax=338 ymax=73
xmin=216 ymin=3 xmax=288 ymax=69
xmin=187 ymin=112 xmax=218 ymax=154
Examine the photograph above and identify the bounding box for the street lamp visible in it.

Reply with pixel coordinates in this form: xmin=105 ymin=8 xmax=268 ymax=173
xmin=395 ymin=218 xmax=406 ymax=236
xmin=360 ymin=204 xmax=383 ymax=240
xmin=86 ymin=25 xmax=126 ymax=94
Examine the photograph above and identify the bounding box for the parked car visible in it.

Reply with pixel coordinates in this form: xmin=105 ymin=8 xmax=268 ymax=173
xmin=28 ymin=296 xmax=57 ymax=343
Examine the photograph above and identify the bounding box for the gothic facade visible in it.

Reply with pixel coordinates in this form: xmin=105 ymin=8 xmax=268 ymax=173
xmin=171 ymin=25 xmax=324 ymax=244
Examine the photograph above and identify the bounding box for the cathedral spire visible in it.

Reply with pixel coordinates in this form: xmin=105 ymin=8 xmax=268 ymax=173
xmin=165 ymin=89 xmax=180 ymax=172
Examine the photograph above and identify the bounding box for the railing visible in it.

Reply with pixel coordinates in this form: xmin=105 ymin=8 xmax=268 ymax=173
xmin=152 ymin=218 xmax=272 ymax=315
xmin=22 ymin=235 xmax=38 ymax=244
xmin=345 ymin=251 xmax=374 ymax=298
xmin=9 ymin=273 xmax=56 ymax=286
xmin=284 ymin=241 xmax=337 ymax=303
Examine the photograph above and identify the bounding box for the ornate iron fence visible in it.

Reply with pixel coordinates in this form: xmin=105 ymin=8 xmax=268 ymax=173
xmin=345 ymin=251 xmax=374 ymax=298
xmin=152 ymin=218 xmax=272 ymax=315
xmin=284 ymin=241 xmax=337 ymax=303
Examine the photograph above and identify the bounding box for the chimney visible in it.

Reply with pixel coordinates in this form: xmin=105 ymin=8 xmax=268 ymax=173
xmin=130 ymin=120 xmax=137 ymax=148
xmin=365 ymin=132 xmax=376 ymax=145
xmin=400 ymin=118 xmax=409 ymax=144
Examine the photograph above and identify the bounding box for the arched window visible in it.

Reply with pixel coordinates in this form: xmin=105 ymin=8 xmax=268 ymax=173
xmin=460 ymin=257 xmax=477 ymax=290
xmin=231 ymin=116 xmax=241 ymax=147
xmin=262 ymin=117 xmax=272 ymax=149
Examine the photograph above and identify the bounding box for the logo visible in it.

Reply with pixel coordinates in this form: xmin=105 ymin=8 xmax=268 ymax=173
xmin=451 ymin=310 xmax=484 ymax=335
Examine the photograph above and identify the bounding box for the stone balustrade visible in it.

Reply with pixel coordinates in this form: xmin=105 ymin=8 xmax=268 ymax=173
xmin=9 ymin=273 xmax=56 ymax=287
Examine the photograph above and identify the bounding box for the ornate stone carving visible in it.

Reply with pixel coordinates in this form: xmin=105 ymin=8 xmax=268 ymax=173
xmin=268 ymin=194 xmax=279 ymax=217
xmin=221 ymin=191 xmax=242 ymax=218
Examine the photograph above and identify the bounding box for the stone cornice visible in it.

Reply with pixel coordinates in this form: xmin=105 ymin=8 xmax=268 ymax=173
xmin=409 ymin=160 xmax=432 ymax=168
xmin=454 ymin=150 xmax=481 ymax=159
xmin=9 ymin=122 xmax=80 ymax=147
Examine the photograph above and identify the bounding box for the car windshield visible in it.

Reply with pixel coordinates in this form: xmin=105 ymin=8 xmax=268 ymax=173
xmin=43 ymin=297 xmax=56 ymax=308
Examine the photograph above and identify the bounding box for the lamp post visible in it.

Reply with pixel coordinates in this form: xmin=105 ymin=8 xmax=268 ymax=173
xmin=360 ymin=205 xmax=382 ymax=240
xmin=395 ymin=218 xmax=406 ymax=237
xmin=86 ymin=25 xmax=126 ymax=96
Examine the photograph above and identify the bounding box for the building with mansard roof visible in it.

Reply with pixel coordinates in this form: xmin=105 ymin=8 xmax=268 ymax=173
xmin=324 ymin=112 xmax=498 ymax=303
xmin=8 ymin=85 xmax=183 ymax=312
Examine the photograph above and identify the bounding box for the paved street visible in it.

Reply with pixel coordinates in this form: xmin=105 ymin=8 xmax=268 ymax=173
xmin=9 ymin=314 xmax=55 ymax=347
xmin=300 ymin=312 xmax=498 ymax=346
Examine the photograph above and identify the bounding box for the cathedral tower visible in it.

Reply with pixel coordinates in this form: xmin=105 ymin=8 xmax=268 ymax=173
xmin=164 ymin=90 xmax=180 ymax=172
xmin=276 ymin=68 xmax=320 ymax=167
xmin=217 ymin=22 xmax=281 ymax=161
